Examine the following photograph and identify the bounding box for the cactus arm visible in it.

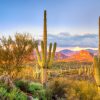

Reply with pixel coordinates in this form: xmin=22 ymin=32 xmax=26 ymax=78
xmin=41 ymin=41 xmax=45 ymax=67
xmin=35 ymin=45 xmax=42 ymax=67
xmin=47 ymin=43 xmax=52 ymax=68
xmin=35 ymin=45 xmax=41 ymax=62
xmin=49 ymin=42 xmax=57 ymax=66
xmin=52 ymin=42 xmax=57 ymax=59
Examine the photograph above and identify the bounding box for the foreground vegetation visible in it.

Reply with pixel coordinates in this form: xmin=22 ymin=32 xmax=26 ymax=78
xmin=0 ymin=77 xmax=100 ymax=100
xmin=0 ymin=33 xmax=98 ymax=100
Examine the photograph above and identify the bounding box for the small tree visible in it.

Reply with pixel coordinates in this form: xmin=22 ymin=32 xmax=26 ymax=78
xmin=0 ymin=33 xmax=36 ymax=76
xmin=0 ymin=36 xmax=14 ymax=74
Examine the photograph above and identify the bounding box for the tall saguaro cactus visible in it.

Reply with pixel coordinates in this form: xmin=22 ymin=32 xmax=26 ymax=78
xmin=43 ymin=10 xmax=47 ymax=64
xmin=99 ymin=16 xmax=100 ymax=57
xmin=35 ymin=10 xmax=57 ymax=85
xmin=94 ymin=16 xmax=100 ymax=92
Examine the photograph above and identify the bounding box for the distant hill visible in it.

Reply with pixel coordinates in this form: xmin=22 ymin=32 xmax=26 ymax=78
xmin=59 ymin=49 xmax=73 ymax=54
xmin=55 ymin=52 xmax=67 ymax=60
xmin=59 ymin=49 xmax=77 ymax=57
xmin=86 ymin=49 xmax=97 ymax=55
xmin=56 ymin=50 xmax=93 ymax=62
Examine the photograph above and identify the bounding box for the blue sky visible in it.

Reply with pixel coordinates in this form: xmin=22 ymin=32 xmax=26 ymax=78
xmin=0 ymin=0 xmax=100 ymax=48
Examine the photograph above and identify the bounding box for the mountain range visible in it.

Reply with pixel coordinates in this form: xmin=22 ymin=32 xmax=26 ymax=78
xmin=55 ymin=49 xmax=97 ymax=62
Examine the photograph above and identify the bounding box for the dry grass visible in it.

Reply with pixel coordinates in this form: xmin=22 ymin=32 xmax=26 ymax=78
xmin=46 ymin=78 xmax=100 ymax=100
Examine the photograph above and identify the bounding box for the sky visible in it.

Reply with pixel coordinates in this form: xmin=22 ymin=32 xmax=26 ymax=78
xmin=0 ymin=0 xmax=100 ymax=49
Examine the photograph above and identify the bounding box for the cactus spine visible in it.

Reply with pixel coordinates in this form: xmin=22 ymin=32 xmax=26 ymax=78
xmin=35 ymin=10 xmax=57 ymax=85
xmin=94 ymin=16 xmax=100 ymax=92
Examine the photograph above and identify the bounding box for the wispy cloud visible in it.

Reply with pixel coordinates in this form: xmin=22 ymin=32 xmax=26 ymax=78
xmin=47 ymin=33 xmax=98 ymax=48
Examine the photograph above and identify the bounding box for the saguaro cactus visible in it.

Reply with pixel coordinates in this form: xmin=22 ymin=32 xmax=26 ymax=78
xmin=99 ymin=16 xmax=100 ymax=57
xmin=35 ymin=10 xmax=57 ymax=85
xmin=94 ymin=16 xmax=100 ymax=92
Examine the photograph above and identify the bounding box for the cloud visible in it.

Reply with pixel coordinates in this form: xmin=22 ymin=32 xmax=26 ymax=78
xmin=59 ymin=32 xmax=71 ymax=36
xmin=47 ymin=32 xmax=98 ymax=48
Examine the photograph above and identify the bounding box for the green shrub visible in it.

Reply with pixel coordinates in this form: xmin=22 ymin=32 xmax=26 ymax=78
xmin=15 ymin=91 xmax=27 ymax=100
xmin=0 ymin=82 xmax=28 ymax=100
xmin=14 ymin=80 xmax=29 ymax=92
xmin=14 ymin=80 xmax=46 ymax=100
xmin=5 ymin=88 xmax=27 ymax=100
xmin=28 ymin=82 xmax=46 ymax=100
xmin=0 ymin=87 xmax=7 ymax=99
xmin=28 ymin=82 xmax=43 ymax=91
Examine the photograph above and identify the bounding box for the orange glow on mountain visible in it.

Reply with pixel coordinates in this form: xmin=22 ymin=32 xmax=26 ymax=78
xmin=57 ymin=50 xmax=93 ymax=62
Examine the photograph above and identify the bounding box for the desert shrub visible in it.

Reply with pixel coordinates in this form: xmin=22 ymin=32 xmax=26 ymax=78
xmin=73 ymin=81 xmax=98 ymax=100
xmin=46 ymin=78 xmax=100 ymax=100
xmin=0 ymin=85 xmax=27 ymax=100
xmin=0 ymin=34 xmax=36 ymax=76
xmin=14 ymin=80 xmax=29 ymax=92
xmin=46 ymin=78 xmax=67 ymax=100
xmin=64 ymin=80 xmax=99 ymax=100
xmin=14 ymin=80 xmax=46 ymax=100
xmin=28 ymin=82 xmax=43 ymax=91
xmin=13 ymin=66 xmax=36 ymax=81
xmin=6 ymin=88 xmax=27 ymax=100
xmin=28 ymin=82 xmax=46 ymax=100
xmin=0 ymin=87 xmax=7 ymax=99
